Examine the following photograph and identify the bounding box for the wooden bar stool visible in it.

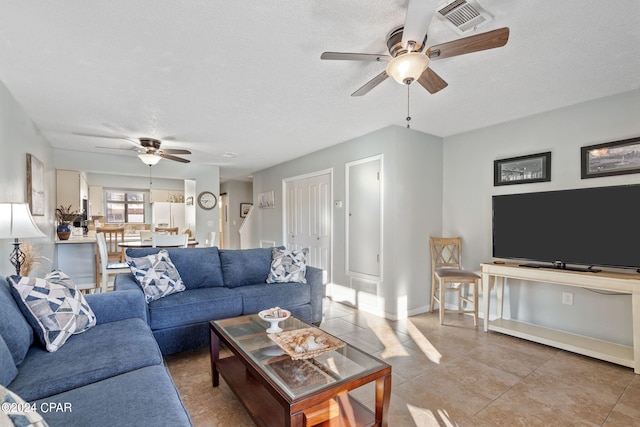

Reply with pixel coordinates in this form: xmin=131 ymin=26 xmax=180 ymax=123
xmin=429 ymin=237 xmax=479 ymax=325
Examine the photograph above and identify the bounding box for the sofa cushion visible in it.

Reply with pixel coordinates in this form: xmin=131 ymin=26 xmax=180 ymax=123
xmin=127 ymin=250 xmax=186 ymax=303
xmin=266 ymin=247 xmax=309 ymax=284
xmin=0 ymin=335 xmax=18 ymax=386
xmin=36 ymin=366 xmax=191 ymax=427
xmin=8 ymin=273 xmax=96 ymax=353
xmin=8 ymin=318 xmax=163 ymax=402
xmin=126 ymin=247 xmax=224 ymax=289
xmin=148 ymin=287 xmax=243 ymax=330
xmin=234 ymin=282 xmax=311 ymax=314
xmin=220 ymin=247 xmax=278 ymax=288
xmin=1 ymin=384 xmax=49 ymax=427
xmin=0 ymin=278 xmax=33 ymax=366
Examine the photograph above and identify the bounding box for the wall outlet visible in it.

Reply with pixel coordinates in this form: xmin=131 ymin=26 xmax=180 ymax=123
xmin=562 ymin=292 xmax=574 ymax=305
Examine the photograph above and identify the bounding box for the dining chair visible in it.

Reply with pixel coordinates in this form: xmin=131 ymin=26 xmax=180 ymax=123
xmin=155 ymin=226 xmax=179 ymax=235
xmin=429 ymin=236 xmax=480 ymax=326
xmin=152 ymin=233 xmax=188 ymax=248
xmin=96 ymin=232 xmax=130 ymax=293
xmin=96 ymin=226 xmax=125 ymax=262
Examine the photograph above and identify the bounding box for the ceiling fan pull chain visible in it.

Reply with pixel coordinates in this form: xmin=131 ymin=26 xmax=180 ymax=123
xmin=406 ymin=82 xmax=411 ymax=129
xmin=149 ymin=164 xmax=153 ymax=187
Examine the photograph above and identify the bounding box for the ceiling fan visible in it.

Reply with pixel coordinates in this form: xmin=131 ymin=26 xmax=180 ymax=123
xmin=77 ymin=132 xmax=192 ymax=164
xmin=320 ymin=0 xmax=510 ymax=97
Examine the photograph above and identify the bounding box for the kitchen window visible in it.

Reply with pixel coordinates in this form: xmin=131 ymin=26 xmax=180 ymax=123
xmin=105 ymin=190 xmax=145 ymax=223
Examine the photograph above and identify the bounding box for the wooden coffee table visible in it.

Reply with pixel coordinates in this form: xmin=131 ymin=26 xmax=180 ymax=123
xmin=210 ymin=314 xmax=391 ymax=427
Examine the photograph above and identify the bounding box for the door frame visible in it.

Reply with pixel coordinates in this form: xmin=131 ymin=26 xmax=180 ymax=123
xmin=345 ymin=154 xmax=384 ymax=281
xmin=282 ymin=168 xmax=333 ymax=283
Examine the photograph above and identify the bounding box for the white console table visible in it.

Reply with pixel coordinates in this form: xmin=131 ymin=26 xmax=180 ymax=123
xmin=481 ymin=262 xmax=640 ymax=374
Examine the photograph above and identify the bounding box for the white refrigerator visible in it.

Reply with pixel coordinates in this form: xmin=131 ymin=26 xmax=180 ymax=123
xmin=152 ymin=202 xmax=185 ymax=230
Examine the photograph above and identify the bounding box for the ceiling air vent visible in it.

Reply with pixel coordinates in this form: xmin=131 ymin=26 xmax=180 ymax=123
xmin=437 ymin=0 xmax=493 ymax=35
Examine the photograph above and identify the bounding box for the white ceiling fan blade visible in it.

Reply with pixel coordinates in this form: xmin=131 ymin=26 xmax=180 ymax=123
xmin=402 ymin=0 xmax=438 ymax=50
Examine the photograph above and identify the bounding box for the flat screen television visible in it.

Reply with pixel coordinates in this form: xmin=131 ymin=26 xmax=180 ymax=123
xmin=492 ymin=184 xmax=640 ymax=271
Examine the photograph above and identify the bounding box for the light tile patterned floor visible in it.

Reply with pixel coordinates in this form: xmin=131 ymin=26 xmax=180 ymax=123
xmin=165 ymin=299 xmax=640 ymax=426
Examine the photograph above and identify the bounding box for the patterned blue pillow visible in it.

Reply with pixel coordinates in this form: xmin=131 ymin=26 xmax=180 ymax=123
xmin=126 ymin=249 xmax=186 ymax=303
xmin=266 ymin=247 xmax=309 ymax=284
xmin=8 ymin=271 xmax=96 ymax=352
xmin=0 ymin=384 xmax=49 ymax=426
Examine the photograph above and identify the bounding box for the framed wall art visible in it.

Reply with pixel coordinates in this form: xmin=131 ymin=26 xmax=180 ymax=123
xmin=494 ymin=151 xmax=551 ymax=186
xmin=240 ymin=203 xmax=253 ymax=217
xmin=581 ymin=136 xmax=640 ymax=179
xmin=258 ymin=191 xmax=275 ymax=209
xmin=26 ymin=153 xmax=45 ymax=215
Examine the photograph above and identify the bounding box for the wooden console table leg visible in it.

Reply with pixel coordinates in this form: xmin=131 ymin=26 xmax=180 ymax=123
xmin=496 ymin=276 xmax=505 ymax=319
xmin=633 ymin=288 xmax=640 ymax=374
xmin=482 ymin=273 xmax=492 ymax=332
xmin=210 ymin=328 xmax=220 ymax=387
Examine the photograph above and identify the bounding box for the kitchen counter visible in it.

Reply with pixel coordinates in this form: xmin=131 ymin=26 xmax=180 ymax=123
xmin=54 ymin=236 xmax=97 ymax=290
xmin=55 ymin=235 xmax=96 ymax=244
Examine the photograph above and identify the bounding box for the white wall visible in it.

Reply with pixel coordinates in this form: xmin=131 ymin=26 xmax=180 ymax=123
xmin=0 ymin=80 xmax=56 ymax=276
xmin=252 ymin=126 xmax=443 ymax=319
xmin=443 ymin=89 xmax=640 ymax=346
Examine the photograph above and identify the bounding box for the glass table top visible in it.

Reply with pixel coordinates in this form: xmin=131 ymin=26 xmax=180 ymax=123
xmin=212 ymin=314 xmax=388 ymax=400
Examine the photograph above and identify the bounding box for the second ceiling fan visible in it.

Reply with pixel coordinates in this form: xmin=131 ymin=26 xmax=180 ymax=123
xmin=321 ymin=0 xmax=510 ymax=97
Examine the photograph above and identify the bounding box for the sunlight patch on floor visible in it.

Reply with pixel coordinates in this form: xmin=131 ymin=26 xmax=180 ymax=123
xmin=406 ymin=320 xmax=442 ymax=364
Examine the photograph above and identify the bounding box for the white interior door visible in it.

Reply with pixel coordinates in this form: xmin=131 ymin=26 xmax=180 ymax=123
xmin=347 ymin=156 xmax=381 ymax=278
xmin=285 ymin=172 xmax=331 ymax=276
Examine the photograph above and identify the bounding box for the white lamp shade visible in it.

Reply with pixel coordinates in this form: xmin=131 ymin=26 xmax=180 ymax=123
xmin=386 ymin=52 xmax=430 ymax=84
xmin=138 ymin=153 xmax=162 ymax=165
xmin=0 ymin=203 xmax=46 ymax=239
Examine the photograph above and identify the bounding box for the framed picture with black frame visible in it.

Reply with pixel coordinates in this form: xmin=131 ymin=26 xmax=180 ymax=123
xmin=581 ymin=136 xmax=640 ymax=179
xmin=240 ymin=203 xmax=252 ymax=218
xmin=494 ymin=151 xmax=551 ymax=186
xmin=26 ymin=153 xmax=45 ymax=215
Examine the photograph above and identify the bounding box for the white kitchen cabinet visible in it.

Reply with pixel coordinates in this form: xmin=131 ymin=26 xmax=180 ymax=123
xmin=56 ymin=169 xmax=88 ymax=213
xmin=88 ymin=185 xmax=104 ymax=217
xmin=150 ymin=189 xmax=184 ymax=203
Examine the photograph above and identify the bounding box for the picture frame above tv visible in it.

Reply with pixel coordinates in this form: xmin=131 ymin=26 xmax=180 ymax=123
xmin=494 ymin=151 xmax=551 ymax=186
xmin=581 ymin=136 xmax=640 ymax=179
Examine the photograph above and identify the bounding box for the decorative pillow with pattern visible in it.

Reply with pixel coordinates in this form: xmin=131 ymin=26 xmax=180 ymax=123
xmin=126 ymin=249 xmax=186 ymax=303
xmin=266 ymin=247 xmax=309 ymax=284
xmin=0 ymin=384 xmax=49 ymax=427
xmin=8 ymin=270 xmax=96 ymax=352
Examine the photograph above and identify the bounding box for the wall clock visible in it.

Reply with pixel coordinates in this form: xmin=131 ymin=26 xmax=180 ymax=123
xmin=197 ymin=191 xmax=217 ymax=210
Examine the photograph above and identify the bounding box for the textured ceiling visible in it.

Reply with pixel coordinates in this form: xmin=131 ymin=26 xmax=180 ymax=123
xmin=0 ymin=1 xmax=639 ymax=181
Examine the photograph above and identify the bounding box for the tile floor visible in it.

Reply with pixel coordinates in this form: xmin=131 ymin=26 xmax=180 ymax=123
xmin=165 ymin=299 xmax=640 ymax=426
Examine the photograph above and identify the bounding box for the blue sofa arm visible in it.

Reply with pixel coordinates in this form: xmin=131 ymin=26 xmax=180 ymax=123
xmin=306 ymin=266 xmax=326 ymax=324
xmin=113 ymin=272 xmax=141 ymax=292
xmin=84 ymin=290 xmax=148 ymax=325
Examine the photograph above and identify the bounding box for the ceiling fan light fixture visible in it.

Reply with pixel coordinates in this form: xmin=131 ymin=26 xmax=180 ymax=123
xmin=138 ymin=153 xmax=162 ymax=165
xmin=386 ymin=52 xmax=429 ymax=85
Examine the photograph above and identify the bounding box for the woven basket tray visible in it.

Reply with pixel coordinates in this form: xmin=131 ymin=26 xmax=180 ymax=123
xmin=268 ymin=327 xmax=345 ymax=360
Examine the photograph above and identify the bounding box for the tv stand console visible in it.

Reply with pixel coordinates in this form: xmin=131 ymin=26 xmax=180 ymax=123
xmin=481 ymin=262 xmax=640 ymax=374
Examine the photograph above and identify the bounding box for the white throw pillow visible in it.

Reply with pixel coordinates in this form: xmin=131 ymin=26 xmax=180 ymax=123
xmin=266 ymin=247 xmax=309 ymax=284
xmin=0 ymin=384 xmax=49 ymax=426
xmin=127 ymin=249 xmax=186 ymax=303
xmin=8 ymin=271 xmax=96 ymax=352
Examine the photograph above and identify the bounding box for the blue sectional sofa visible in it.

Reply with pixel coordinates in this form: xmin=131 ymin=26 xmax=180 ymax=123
xmin=0 ymin=276 xmax=192 ymax=427
xmin=115 ymin=246 xmax=326 ymax=355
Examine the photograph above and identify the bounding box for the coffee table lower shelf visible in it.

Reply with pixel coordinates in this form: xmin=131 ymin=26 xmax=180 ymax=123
xmin=218 ymin=355 xmax=375 ymax=427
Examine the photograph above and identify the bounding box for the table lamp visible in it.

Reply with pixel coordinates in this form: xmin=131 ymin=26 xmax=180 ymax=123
xmin=0 ymin=203 xmax=46 ymax=275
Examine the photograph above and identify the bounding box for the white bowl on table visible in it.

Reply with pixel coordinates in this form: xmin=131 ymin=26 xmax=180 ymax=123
xmin=258 ymin=309 xmax=291 ymax=333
